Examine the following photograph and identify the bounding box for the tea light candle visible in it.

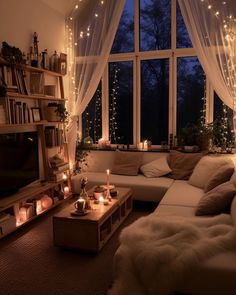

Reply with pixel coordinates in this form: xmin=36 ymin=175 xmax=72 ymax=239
xmin=99 ymin=195 xmax=104 ymax=203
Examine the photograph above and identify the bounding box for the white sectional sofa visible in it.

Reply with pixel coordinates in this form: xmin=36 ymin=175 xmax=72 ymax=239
xmin=71 ymin=149 xmax=236 ymax=295
xmin=71 ymin=150 xmax=174 ymax=202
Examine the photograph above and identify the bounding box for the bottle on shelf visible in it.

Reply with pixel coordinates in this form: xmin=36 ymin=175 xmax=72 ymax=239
xmin=50 ymin=51 xmax=59 ymax=72
xmin=31 ymin=32 xmax=39 ymax=67
xmin=41 ymin=49 xmax=48 ymax=70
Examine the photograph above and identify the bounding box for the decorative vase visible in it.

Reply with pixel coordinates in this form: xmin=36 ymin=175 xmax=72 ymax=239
xmin=79 ymin=188 xmax=91 ymax=210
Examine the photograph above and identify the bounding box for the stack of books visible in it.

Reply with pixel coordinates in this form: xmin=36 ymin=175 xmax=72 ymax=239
xmin=48 ymin=154 xmax=69 ymax=181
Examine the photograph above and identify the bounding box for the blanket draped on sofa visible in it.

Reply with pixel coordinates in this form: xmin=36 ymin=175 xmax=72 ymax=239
xmin=108 ymin=213 xmax=236 ymax=295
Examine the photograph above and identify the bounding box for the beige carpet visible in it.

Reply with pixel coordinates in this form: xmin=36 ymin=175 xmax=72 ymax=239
xmin=0 ymin=201 xmax=152 ymax=295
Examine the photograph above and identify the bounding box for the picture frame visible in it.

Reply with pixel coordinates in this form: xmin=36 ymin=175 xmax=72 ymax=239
xmin=31 ymin=107 xmax=42 ymax=122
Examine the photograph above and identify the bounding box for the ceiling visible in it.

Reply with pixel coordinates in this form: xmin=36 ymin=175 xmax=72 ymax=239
xmin=40 ymin=0 xmax=78 ymax=16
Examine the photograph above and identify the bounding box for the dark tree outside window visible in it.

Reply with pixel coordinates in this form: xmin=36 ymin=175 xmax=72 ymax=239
xmin=111 ymin=0 xmax=134 ymax=54
xmin=176 ymin=3 xmax=192 ymax=48
xmin=140 ymin=0 xmax=171 ymax=51
xmin=109 ymin=61 xmax=133 ymax=144
xmin=177 ymin=57 xmax=204 ymax=135
xmin=141 ymin=59 xmax=169 ymax=144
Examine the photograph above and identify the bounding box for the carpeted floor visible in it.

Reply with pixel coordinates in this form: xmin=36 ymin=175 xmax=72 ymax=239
xmin=0 ymin=200 xmax=154 ymax=295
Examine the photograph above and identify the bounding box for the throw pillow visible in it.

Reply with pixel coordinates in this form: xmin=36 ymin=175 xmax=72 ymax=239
xmin=111 ymin=150 xmax=143 ymax=176
xmin=188 ymin=156 xmax=233 ymax=189
xmin=140 ymin=157 xmax=172 ymax=178
xmin=168 ymin=150 xmax=203 ymax=180
xmin=195 ymin=181 xmax=236 ymax=216
xmin=204 ymin=164 xmax=235 ymax=192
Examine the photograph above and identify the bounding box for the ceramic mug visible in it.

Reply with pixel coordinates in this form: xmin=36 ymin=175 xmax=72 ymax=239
xmin=74 ymin=198 xmax=85 ymax=212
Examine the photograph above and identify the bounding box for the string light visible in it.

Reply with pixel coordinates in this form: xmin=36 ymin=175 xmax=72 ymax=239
xmin=200 ymin=0 xmax=236 ymax=148
xmin=109 ymin=64 xmax=120 ymax=143
xmin=66 ymin=0 xmax=106 ymax=124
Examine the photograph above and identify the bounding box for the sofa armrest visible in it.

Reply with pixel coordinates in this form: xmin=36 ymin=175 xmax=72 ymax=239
xmin=230 ymin=195 xmax=236 ymax=227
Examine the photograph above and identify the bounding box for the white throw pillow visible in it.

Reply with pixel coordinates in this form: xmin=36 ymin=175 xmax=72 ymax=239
xmin=188 ymin=156 xmax=233 ymax=189
xmin=140 ymin=157 xmax=171 ymax=178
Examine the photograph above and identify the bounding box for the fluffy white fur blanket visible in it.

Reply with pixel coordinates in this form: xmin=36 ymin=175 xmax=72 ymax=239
xmin=108 ymin=213 xmax=236 ymax=295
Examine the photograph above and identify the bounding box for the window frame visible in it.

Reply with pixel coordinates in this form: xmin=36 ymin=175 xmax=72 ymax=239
xmin=79 ymin=0 xmax=213 ymax=147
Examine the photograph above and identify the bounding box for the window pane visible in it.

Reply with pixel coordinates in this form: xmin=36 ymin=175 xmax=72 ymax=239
xmin=82 ymin=83 xmax=102 ymax=143
xmin=141 ymin=59 xmax=169 ymax=144
xmin=140 ymin=0 xmax=171 ymax=51
xmin=176 ymin=3 xmax=192 ymax=48
xmin=109 ymin=61 xmax=133 ymax=144
xmin=177 ymin=57 xmax=204 ymax=136
xmin=111 ymin=0 xmax=134 ymax=54
xmin=213 ymin=93 xmax=234 ymax=147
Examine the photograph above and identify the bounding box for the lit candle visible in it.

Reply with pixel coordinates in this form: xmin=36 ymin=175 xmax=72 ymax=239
xmin=63 ymin=173 xmax=67 ymax=181
xmin=106 ymin=169 xmax=110 ymax=189
xmin=143 ymin=140 xmax=148 ymax=150
xmin=64 ymin=186 xmax=70 ymax=196
xmin=99 ymin=195 xmax=104 ymax=212
xmin=99 ymin=195 xmax=104 ymax=203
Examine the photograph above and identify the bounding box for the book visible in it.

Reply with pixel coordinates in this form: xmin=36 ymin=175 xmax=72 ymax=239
xmin=49 ymin=163 xmax=69 ymax=174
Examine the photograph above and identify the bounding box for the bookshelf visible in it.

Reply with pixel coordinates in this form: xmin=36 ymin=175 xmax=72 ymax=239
xmin=0 ymin=59 xmax=71 ymax=238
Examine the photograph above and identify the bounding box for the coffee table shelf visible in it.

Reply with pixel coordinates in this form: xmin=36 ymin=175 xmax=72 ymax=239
xmin=53 ymin=187 xmax=132 ymax=252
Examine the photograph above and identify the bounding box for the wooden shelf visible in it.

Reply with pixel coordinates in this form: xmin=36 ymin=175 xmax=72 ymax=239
xmin=0 ymin=58 xmax=71 ymax=239
xmin=7 ymin=92 xmax=67 ymax=101
xmin=0 ymin=58 xmax=65 ymax=77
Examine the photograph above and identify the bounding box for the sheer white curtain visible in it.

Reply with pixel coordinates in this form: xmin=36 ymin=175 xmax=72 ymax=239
xmin=65 ymin=0 xmax=125 ymax=167
xmin=178 ymin=0 xmax=236 ymax=109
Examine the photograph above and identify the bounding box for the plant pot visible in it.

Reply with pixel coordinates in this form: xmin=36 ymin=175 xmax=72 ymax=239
xmin=45 ymin=106 xmax=60 ymax=122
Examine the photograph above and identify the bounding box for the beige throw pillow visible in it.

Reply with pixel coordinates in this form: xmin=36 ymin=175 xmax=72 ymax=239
xmin=168 ymin=150 xmax=203 ymax=180
xmin=111 ymin=151 xmax=143 ymax=176
xmin=204 ymin=164 xmax=234 ymax=192
xmin=195 ymin=181 xmax=236 ymax=216
xmin=140 ymin=157 xmax=172 ymax=178
xmin=188 ymin=156 xmax=233 ymax=189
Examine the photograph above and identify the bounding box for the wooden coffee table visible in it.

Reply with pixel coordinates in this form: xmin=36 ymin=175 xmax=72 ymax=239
xmin=53 ymin=187 xmax=133 ymax=252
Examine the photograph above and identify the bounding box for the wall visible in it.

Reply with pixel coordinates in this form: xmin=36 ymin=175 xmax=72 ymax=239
xmin=0 ymin=0 xmax=65 ymax=57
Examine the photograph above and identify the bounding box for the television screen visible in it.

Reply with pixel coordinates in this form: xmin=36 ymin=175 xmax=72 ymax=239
xmin=0 ymin=131 xmax=39 ymax=198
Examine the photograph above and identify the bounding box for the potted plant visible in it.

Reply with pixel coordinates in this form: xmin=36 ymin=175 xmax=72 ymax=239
xmin=45 ymin=102 xmax=69 ymax=122
xmin=179 ymin=123 xmax=199 ymax=151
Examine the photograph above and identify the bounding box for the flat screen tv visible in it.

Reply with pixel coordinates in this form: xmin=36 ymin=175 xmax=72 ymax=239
xmin=0 ymin=131 xmax=39 ymax=198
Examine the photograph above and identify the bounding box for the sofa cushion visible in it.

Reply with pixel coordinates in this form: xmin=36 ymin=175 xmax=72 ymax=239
xmin=159 ymin=180 xmax=204 ymax=207
xmin=189 ymin=156 xmax=233 ymax=189
xmin=195 ymin=181 xmax=236 ymax=216
xmin=168 ymin=150 xmax=203 ymax=180
xmin=140 ymin=157 xmax=171 ymax=178
xmin=204 ymin=164 xmax=235 ymax=193
xmin=111 ymin=151 xmax=143 ymax=176
xmin=71 ymin=172 xmax=174 ymax=202
xmin=155 ymin=204 xmax=197 ymax=217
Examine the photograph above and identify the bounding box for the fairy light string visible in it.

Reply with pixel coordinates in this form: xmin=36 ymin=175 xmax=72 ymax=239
xmin=65 ymin=0 xmax=105 ymax=124
xmin=200 ymin=0 xmax=236 ymax=148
